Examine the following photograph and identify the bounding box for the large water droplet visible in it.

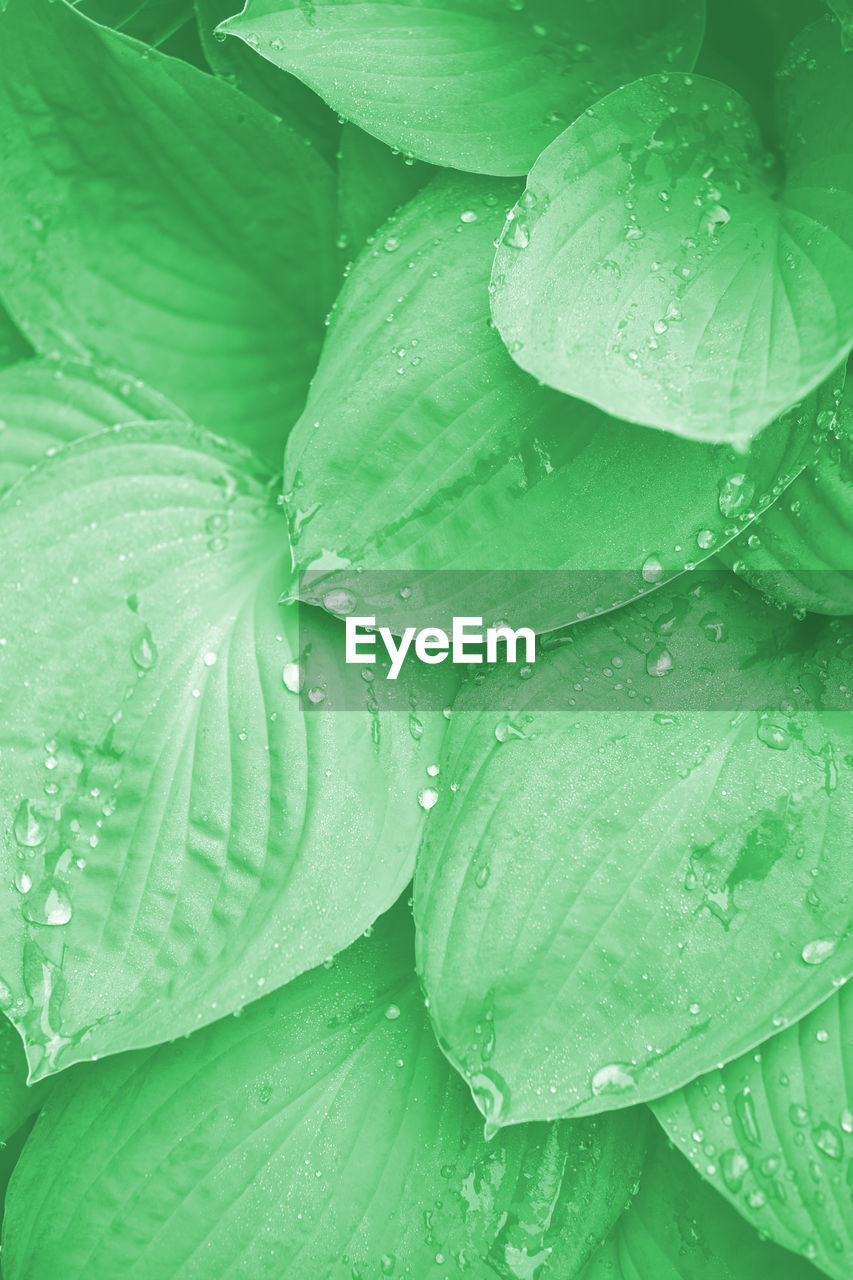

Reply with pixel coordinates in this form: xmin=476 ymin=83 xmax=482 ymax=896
xmin=801 ymin=938 xmax=838 ymax=966
xmin=130 ymin=624 xmax=157 ymax=671
xmin=641 ymin=554 xmax=664 ymax=584
xmin=22 ymin=880 xmax=72 ymax=927
xmin=323 ymin=588 xmax=357 ymax=616
xmin=813 ymin=1122 xmax=843 ymax=1160
xmin=735 ymin=1087 xmax=762 ymax=1146
xmin=718 ymin=474 xmax=755 ymax=519
xmin=646 ymin=643 xmax=674 ymax=677
xmin=591 ymin=1062 xmax=636 ymax=1096
xmin=13 ymin=799 xmax=47 ymax=848
xmin=282 ymin=662 xmax=303 ymax=694
xmin=757 ymin=721 xmax=790 ymax=751
xmin=418 ymin=788 xmax=439 ymax=811
xmin=720 ymin=1148 xmax=750 ymax=1192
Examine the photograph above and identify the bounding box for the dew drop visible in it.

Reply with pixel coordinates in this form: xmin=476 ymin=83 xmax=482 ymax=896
xmin=641 ymin=554 xmax=664 ymax=583
xmin=323 ymin=588 xmax=357 ymax=616
xmin=801 ymin=938 xmax=838 ymax=966
xmin=13 ymin=799 xmax=47 ymax=849
xmin=130 ymin=624 xmax=157 ymax=671
xmin=720 ymin=1148 xmax=750 ymax=1192
xmin=282 ymin=662 xmax=303 ymax=694
xmin=384 ymin=1004 xmax=401 ymax=1021
xmin=591 ymin=1062 xmax=637 ymax=1096
xmin=813 ymin=1123 xmax=843 ymax=1160
xmin=757 ymin=721 xmax=790 ymax=751
xmin=418 ymin=788 xmax=439 ymax=811
xmin=718 ymin=474 xmax=755 ymax=520
xmin=646 ymin=643 xmax=674 ymax=678
xmin=22 ymin=880 xmax=73 ymax=927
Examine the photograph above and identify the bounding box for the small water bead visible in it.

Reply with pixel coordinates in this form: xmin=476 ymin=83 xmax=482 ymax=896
xmin=14 ymin=799 xmax=47 ymax=848
xmin=813 ymin=1123 xmax=843 ymax=1160
xmin=504 ymin=218 xmax=530 ymax=250
xmin=645 ymin=643 xmax=674 ymax=678
xmin=494 ymin=719 xmax=527 ymax=742
xmin=720 ymin=1148 xmax=750 ymax=1193
xmin=408 ymin=713 xmax=424 ymax=741
xmin=696 ymin=529 xmax=717 ymax=551
xmin=426 ymin=763 xmax=440 ymax=777
xmin=383 ymin=237 xmax=401 ymax=253
xmin=21 ymin=880 xmax=73 ymax=927
xmin=801 ymin=937 xmax=838 ymax=965
xmin=203 ymin=651 xmax=217 ymax=667
xmin=130 ymin=625 xmax=157 ymax=671
xmin=14 ymin=868 xmax=32 ymax=895
xmin=282 ymin=662 xmax=303 ymax=694
xmin=307 ymin=686 xmax=326 ymax=704
xmin=384 ymin=1004 xmax=401 ymax=1021
xmin=418 ymin=788 xmax=439 ymax=811
xmin=460 ymin=210 xmax=478 ymax=223
xmin=475 ymin=865 xmax=490 ymax=889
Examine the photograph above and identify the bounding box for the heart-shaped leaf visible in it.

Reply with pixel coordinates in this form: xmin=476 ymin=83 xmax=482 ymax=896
xmin=217 ymin=0 xmax=705 ymax=176
xmin=2 ymin=902 xmax=647 ymax=1280
xmin=0 ymin=424 xmax=450 ymax=1081
xmin=0 ymin=358 xmax=187 ymax=497
xmin=491 ymin=15 xmax=853 ymax=446
xmin=653 ymin=984 xmax=853 ymax=1279
xmin=415 ymin=574 xmax=853 ymax=1126
xmin=579 ymin=1128 xmax=820 ymax=1279
xmin=719 ymin=375 xmax=853 ymax=615
xmin=286 ymin=173 xmax=841 ymax=634
xmin=0 ymin=0 xmax=336 ymax=465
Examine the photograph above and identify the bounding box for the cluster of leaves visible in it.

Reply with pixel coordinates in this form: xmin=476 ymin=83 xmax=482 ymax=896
xmin=0 ymin=0 xmax=851 ymax=1277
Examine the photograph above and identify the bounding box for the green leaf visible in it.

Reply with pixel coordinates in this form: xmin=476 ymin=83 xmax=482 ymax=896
xmin=73 ymin=0 xmax=196 ymax=49
xmin=0 ymin=1018 xmax=48 ymax=1144
xmin=286 ymin=173 xmax=840 ymax=634
xmin=0 ymin=304 xmax=31 ymax=371
xmin=653 ymin=984 xmax=853 ymax=1279
xmin=490 ymin=15 xmax=853 ymax=446
xmin=718 ymin=375 xmax=853 ymax=615
xmin=0 ymin=358 xmax=187 ymax=497
xmin=415 ymin=574 xmax=853 ymax=1126
xmin=0 ymin=0 xmax=337 ymax=466
xmin=579 ymin=1128 xmax=821 ymax=1279
xmin=0 ymin=424 xmax=450 ymax=1081
xmin=194 ymin=0 xmax=341 ymax=163
xmin=217 ymin=0 xmax=705 ymax=176
xmin=2 ymin=903 xmax=647 ymax=1280
xmin=336 ymin=124 xmax=433 ymax=261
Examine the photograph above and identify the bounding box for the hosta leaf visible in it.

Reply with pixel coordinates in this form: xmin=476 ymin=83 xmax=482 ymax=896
xmin=0 ymin=305 xmax=31 ymax=371
xmin=286 ymin=174 xmax=840 ymax=634
xmin=2 ymin=903 xmax=647 ymax=1280
xmin=653 ymin=984 xmax=853 ymax=1279
xmin=73 ymin=0 xmax=196 ymax=48
xmin=415 ymin=573 xmax=853 ymax=1126
xmin=336 ymin=124 xmax=433 ymax=261
xmin=194 ymin=0 xmax=340 ymax=163
xmin=491 ymin=15 xmax=853 ymax=446
xmin=0 ymin=1019 xmax=48 ymax=1144
xmin=0 ymin=358 xmax=187 ymax=496
xmin=217 ymin=0 xmax=705 ymax=176
xmin=0 ymin=424 xmax=449 ymax=1081
xmin=0 ymin=0 xmax=336 ymax=465
xmin=719 ymin=377 xmax=853 ymax=615
xmin=579 ymin=1128 xmax=820 ymax=1279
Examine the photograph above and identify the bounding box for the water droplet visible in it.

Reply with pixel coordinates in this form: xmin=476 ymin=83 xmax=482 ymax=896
xmin=718 ymin=474 xmax=755 ymax=519
xmin=383 ymin=236 xmax=400 ymax=253
xmin=22 ymin=880 xmax=72 ymax=927
xmin=475 ymin=865 xmax=490 ymax=889
xmin=418 ymin=788 xmax=439 ymax=811
xmin=494 ymin=719 xmax=527 ymax=742
xmin=282 ymin=662 xmax=303 ymax=694
xmin=591 ymin=1063 xmax=636 ymax=1096
xmin=699 ymin=612 xmax=727 ymax=643
xmin=460 ymin=210 xmax=478 ymax=223
xmin=801 ymin=938 xmax=838 ymax=966
xmin=641 ymin=554 xmax=664 ymax=583
xmin=735 ymin=1088 xmax=762 ymax=1145
xmin=721 ymin=1148 xmax=750 ymax=1192
xmin=323 ymin=588 xmax=357 ymax=616
xmin=646 ymin=643 xmax=674 ymax=677
xmin=13 ymin=799 xmax=47 ymax=848
xmin=130 ymin=624 xmax=157 ymax=671
xmin=14 ymin=868 xmax=32 ymax=895
xmin=813 ymin=1122 xmax=843 ymax=1160
xmin=385 ymin=1004 xmax=401 ymax=1021
xmin=789 ymin=1102 xmax=810 ymax=1126
xmin=408 ymin=713 xmax=424 ymax=741
xmin=307 ymin=686 xmax=326 ymax=704
xmin=757 ymin=721 xmax=790 ymax=751
xmin=696 ymin=529 xmax=717 ymax=550
xmin=504 ymin=219 xmax=530 ymax=250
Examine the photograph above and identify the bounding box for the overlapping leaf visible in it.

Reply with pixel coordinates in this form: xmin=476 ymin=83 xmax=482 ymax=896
xmin=218 ymin=0 xmax=705 ymax=176
xmin=194 ymin=0 xmax=340 ymax=162
xmin=0 ymin=1019 xmax=48 ymax=1145
xmin=491 ymin=14 xmax=853 ymax=445
xmin=654 ymin=983 xmax=853 ymax=1279
xmin=0 ymin=0 xmax=336 ymax=464
xmin=719 ymin=374 xmax=853 ymax=614
xmin=286 ymin=173 xmax=841 ymax=634
xmin=0 ymin=424 xmax=450 ymax=1081
xmin=336 ymin=124 xmax=433 ymax=261
xmin=0 ymin=359 xmax=186 ymax=496
xmin=579 ymin=1129 xmax=819 ymax=1279
xmin=2 ymin=903 xmax=647 ymax=1280
xmin=415 ymin=574 xmax=853 ymax=1126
